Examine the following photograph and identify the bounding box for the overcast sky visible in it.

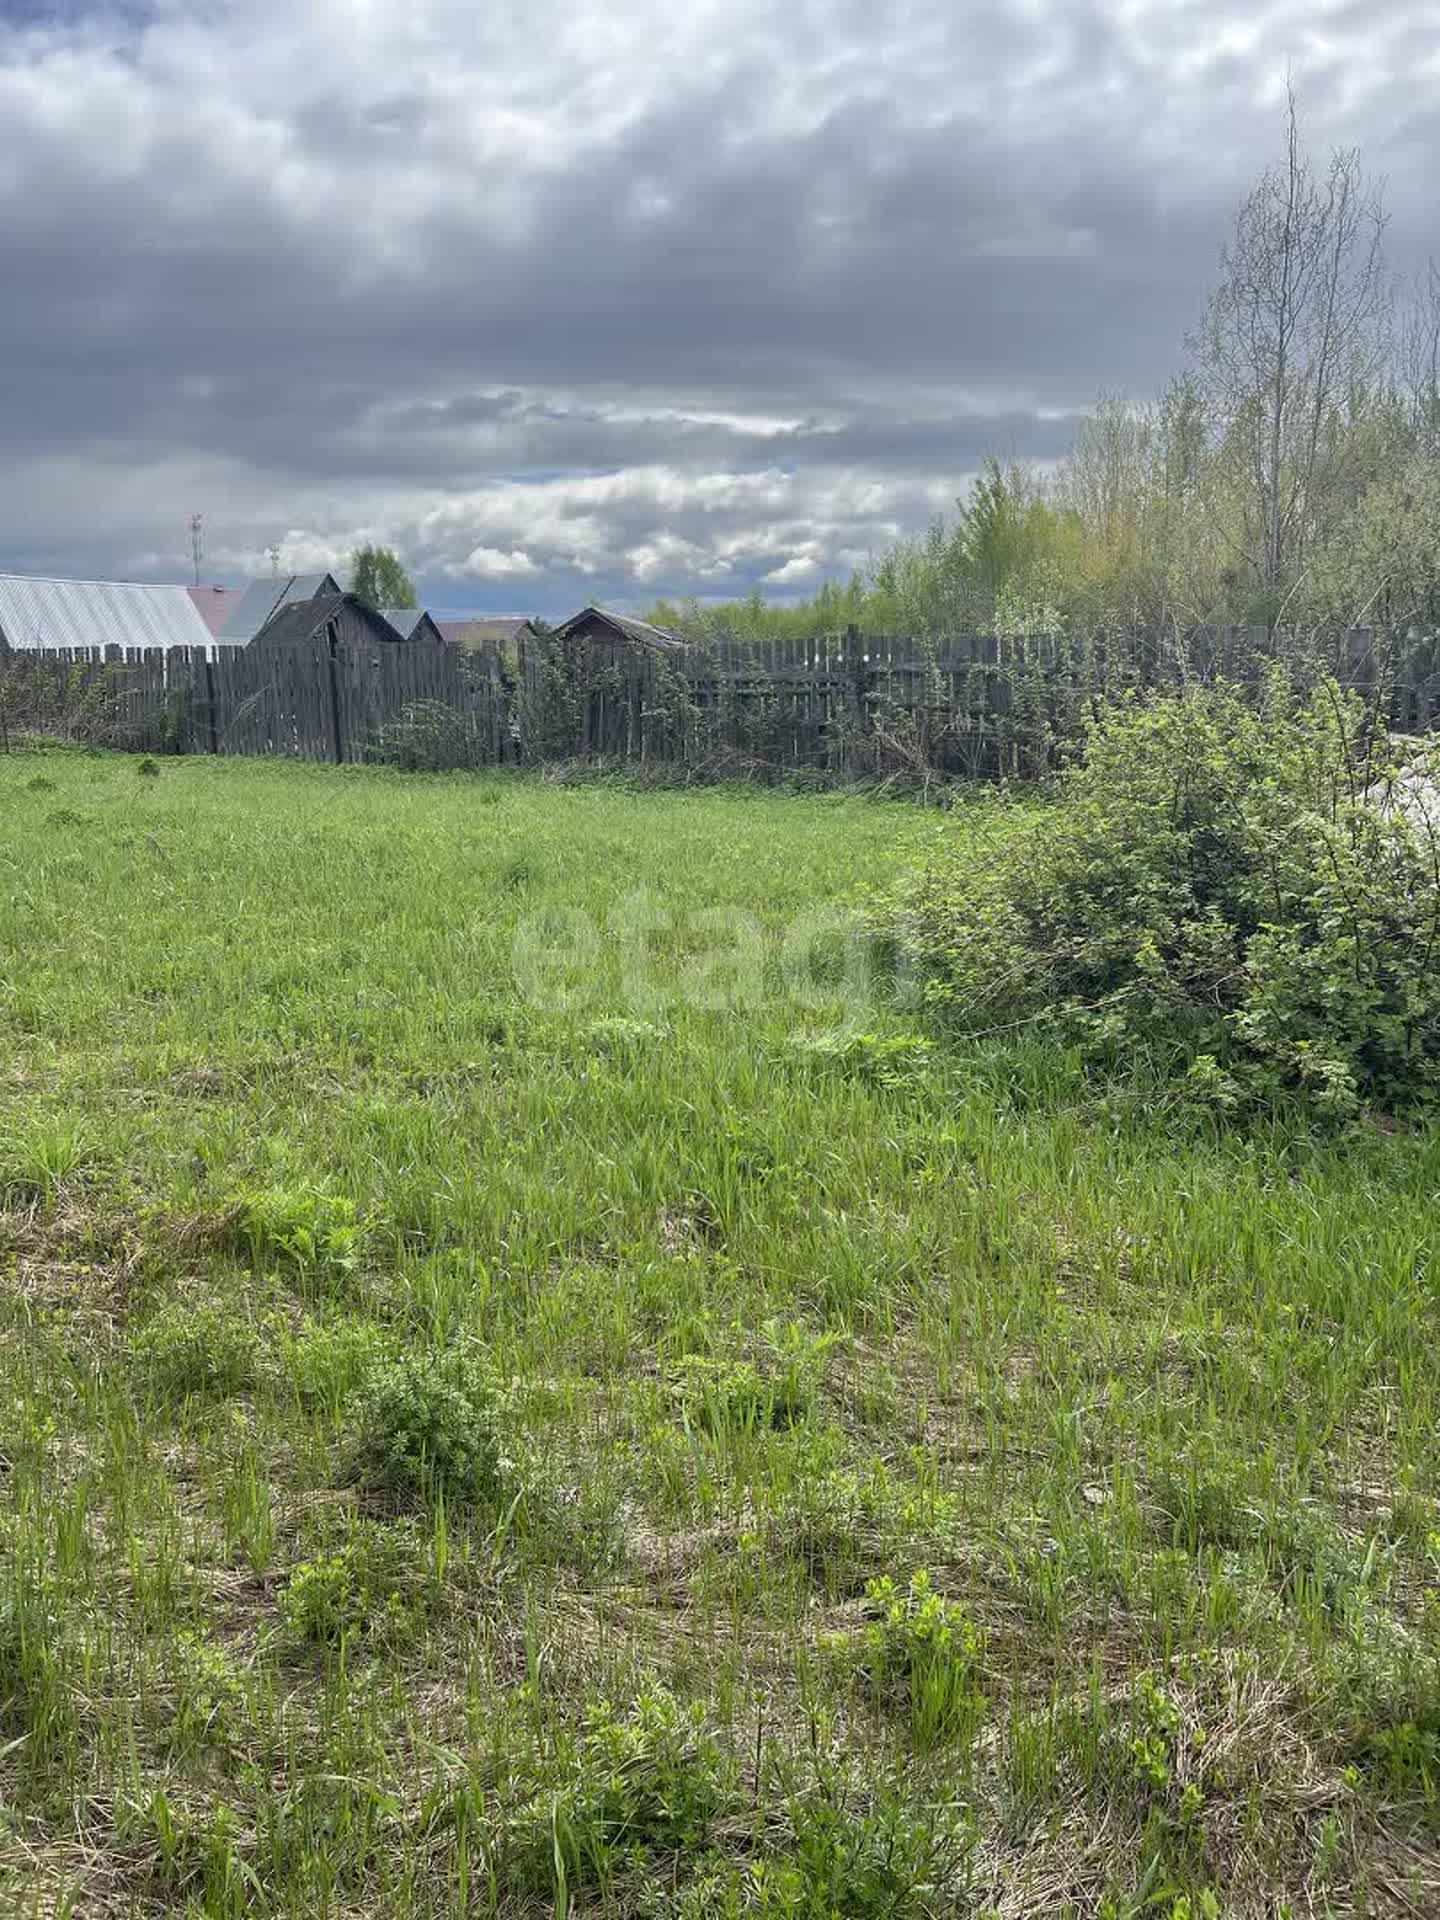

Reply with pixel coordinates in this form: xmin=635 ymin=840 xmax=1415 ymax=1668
xmin=0 ymin=0 xmax=1436 ymax=615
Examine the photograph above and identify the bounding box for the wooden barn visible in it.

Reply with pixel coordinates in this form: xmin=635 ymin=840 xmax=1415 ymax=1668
xmin=249 ymin=593 xmax=435 ymax=651
xmin=549 ymin=606 xmax=683 ymax=653
xmin=441 ymin=615 xmax=542 ymax=657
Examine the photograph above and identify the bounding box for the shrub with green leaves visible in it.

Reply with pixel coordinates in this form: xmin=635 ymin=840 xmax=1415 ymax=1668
xmin=902 ymin=675 xmax=1440 ymax=1115
xmin=677 ymin=1357 xmax=806 ymax=1437
xmin=282 ymin=1526 xmax=431 ymax=1647
xmin=650 ymin=1784 xmax=975 ymax=1918
xmin=163 ymin=1632 xmax=245 ymax=1754
xmin=784 ymin=1027 xmax=935 ymax=1090
xmin=353 ymin=1343 xmax=510 ymax=1507
xmin=282 ymin=1547 xmax=371 ymax=1645
xmin=676 ymin=1323 xmax=839 ymax=1439
xmin=369 ymin=699 xmax=479 ymax=772
xmin=279 ymin=1314 xmax=385 ymax=1417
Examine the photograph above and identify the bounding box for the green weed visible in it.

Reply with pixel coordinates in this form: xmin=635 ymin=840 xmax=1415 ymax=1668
xmin=352 ymin=1342 xmax=512 ymax=1508
xmin=508 ymin=1689 xmax=737 ymax=1894
xmin=131 ymin=1302 xmax=260 ymax=1401
xmin=231 ymin=1183 xmax=365 ymax=1290
xmin=860 ymin=1572 xmax=986 ymax=1751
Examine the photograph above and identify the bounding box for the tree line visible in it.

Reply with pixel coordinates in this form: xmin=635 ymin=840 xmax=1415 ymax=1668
xmin=649 ymin=89 xmax=1440 ymax=647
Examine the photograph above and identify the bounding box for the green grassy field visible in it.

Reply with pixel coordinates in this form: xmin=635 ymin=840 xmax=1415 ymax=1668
xmin=2 ymin=750 xmax=1439 ymax=1918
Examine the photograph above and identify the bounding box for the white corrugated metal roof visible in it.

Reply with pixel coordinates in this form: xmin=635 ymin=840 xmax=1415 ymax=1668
xmin=0 ymin=572 xmax=214 ymax=653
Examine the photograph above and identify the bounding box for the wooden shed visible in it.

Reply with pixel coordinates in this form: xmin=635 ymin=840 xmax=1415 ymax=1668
xmin=549 ymin=606 xmax=683 ymax=653
xmin=220 ymin=572 xmax=343 ymax=645
xmin=249 ymin=593 xmax=426 ymax=651
xmin=440 ymin=616 xmax=542 ymax=658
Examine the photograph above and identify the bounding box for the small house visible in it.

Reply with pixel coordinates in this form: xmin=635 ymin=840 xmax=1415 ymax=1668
xmin=248 ymin=592 xmax=414 ymax=650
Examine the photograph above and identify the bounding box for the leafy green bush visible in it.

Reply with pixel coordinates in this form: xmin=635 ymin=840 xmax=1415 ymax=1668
xmin=279 ymin=1314 xmax=386 ymax=1417
xmin=163 ymin=1632 xmax=245 ymax=1755
xmin=783 ymin=1028 xmax=935 ymax=1090
xmin=902 ymin=675 xmax=1440 ymax=1115
xmin=676 ymin=1326 xmax=837 ymax=1438
xmin=646 ymin=1786 xmax=975 ymax=1919
xmin=353 ymin=1343 xmax=510 ymax=1507
xmin=282 ymin=1526 xmax=432 ymax=1648
xmin=749 ymin=1786 xmax=976 ymax=1919
xmin=777 ymin=1471 xmax=872 ymax=1590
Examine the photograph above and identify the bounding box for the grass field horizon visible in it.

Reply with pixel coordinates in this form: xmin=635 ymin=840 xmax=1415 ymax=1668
xmin=2 ymin=750 xmax=1439 ymax=1917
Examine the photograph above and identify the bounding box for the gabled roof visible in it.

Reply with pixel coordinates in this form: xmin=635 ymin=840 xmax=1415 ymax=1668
xmin=249 ymin=592 xmax=400 ymax=649
xmin=187 ymin=585 xmax=247 ymax=638
xmin=219 ymin=571 xmax=341 ymax=643
xmin=0 ymin=570 xmax=213 ymax=653
xmin=379 ymin=606 xmax=445 ymax=642
xmin=551 ymin=605 xmax=683 ymax=650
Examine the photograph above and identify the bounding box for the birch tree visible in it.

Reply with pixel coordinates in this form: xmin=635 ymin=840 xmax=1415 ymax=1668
xmin=1191 ymin=87 xmax=1389 ymax=620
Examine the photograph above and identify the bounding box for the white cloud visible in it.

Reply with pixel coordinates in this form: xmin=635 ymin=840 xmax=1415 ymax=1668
xmin=452 ymin=546 xmax=542 ymax=580
xmin=765 ymin=554 xmax=822 ymax=585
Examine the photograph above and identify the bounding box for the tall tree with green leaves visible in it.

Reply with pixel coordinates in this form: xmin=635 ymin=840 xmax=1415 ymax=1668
xmin=350 ymin=546 xmax=417 ymax=610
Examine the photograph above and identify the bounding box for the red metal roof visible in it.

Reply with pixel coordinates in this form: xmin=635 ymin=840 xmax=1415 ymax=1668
xmin=187 ymin=586 xmax=246 ymax=637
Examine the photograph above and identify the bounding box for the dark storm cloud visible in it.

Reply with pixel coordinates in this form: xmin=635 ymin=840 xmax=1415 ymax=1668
xmin=0 ymin=0 xmax=1434 ymax=609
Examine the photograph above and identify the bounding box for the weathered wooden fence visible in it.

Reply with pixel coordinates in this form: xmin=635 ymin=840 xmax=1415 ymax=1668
xmin=0 ymin=639 xmax=516 ymax=768
xmin=4 ymin=624 xmax=1439 ymax=776
xmin=514 ymin=624 xmax=1440 ymax=777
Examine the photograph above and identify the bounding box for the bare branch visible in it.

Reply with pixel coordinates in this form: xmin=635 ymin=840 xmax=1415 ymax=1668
xmin=1189 ymin=86 xmax=1390 ymax=623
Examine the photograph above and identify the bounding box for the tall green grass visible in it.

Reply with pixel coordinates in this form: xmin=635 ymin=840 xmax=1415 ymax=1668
xmin=1 ymin=749 xmax=1437 ymax=1916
